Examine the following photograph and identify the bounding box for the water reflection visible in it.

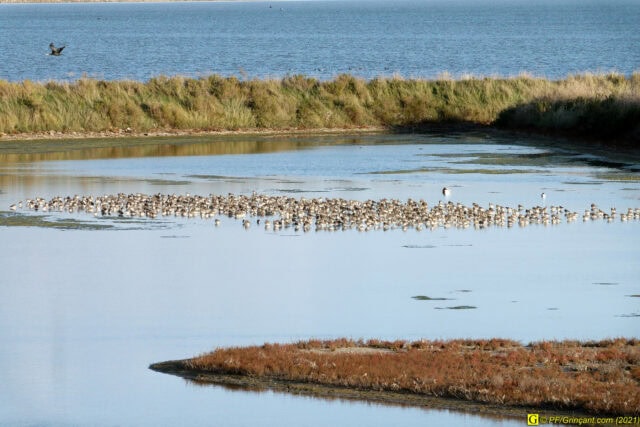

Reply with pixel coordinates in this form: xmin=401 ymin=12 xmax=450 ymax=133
xmin=182 ymin=376 xmax=522 ymax=424
xmin=0 ymin=132 xmax=419 ymax=163
xmin=0 ymin=134 xmax=320 ymax=163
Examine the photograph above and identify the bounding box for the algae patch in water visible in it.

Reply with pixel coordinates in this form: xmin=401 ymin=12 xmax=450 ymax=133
xmin=446 ymin=152 xmax=637 ymax=172
xmin=436 ymin=305 xmax=477 ymax=310
xmin=366 ymin=167 xmax=543 ymax=175
xmin=329 ymin=187 xmax=370 ymax=192
xmin=593 ymin=172 xmax=640 ymax=182
xmin=108 ymin=217 xmax=174 ymax=230
xmin=145 ymin=179 xmax=192 ymax=186
xmin=440 ymin=168 xmax=547 ymax=175
xmin=0 ymin=212 xmax=113 ymax=230
xmin=277 ymin=188 xmax=329 ymax=194
xmin=402 ymin=244 xmax=471 ymax=249
xmin=412 ymin=295 xmax=452 ymax=301
xmin=0 ymin=211 xmax=172 ymax=231
xmin=450 ymin=152 xmax=561 ymax=167
xmin=562 ymin=181 xmax=604 ymax=185
xmin=187 ymin=174 xmax=249 ymax=180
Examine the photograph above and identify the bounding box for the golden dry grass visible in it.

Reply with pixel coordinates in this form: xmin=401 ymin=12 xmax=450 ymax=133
xmin=1 ymin=73 xmax=638 ymax=142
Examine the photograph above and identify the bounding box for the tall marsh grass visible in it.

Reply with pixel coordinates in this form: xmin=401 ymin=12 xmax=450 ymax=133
xmin=0 ymin=73 xmax=638 ymax=141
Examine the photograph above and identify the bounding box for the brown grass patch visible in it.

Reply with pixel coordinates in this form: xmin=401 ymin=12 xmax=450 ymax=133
xmin=170 ymin=338 xmax=640 ymax=416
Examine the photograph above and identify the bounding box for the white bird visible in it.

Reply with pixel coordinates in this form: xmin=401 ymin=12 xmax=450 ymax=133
xmin=442 ymin=187 xmax=451 ymax=198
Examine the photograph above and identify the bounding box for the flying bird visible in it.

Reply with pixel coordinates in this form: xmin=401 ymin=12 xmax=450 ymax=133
xmin=49 ymin=43 xmax=66 ymax=56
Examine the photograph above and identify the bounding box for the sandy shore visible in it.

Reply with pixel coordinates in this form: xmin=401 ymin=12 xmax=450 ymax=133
xmin=0 ymin=126 xmax=387 ymax=142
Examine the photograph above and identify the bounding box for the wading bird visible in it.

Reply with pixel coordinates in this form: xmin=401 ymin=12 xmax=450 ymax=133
xmin=442 ymin=187 xmax=451 ymax=198
xmin=49 ymin=43 xmax=65 ymax=56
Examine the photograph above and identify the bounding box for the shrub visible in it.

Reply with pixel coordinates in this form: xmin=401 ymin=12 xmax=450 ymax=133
xmin=183 ymin=337 xmax=640 ymax=416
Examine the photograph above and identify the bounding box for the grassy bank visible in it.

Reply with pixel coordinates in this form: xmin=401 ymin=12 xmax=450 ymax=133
xmin=1 ymin=73 xmax=638 ymax=144
xmin=151 ymin=338 xmax=640 ymax=416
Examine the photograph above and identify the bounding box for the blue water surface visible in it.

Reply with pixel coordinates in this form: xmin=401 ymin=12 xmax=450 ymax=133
xmin=1 ymin=0 xmax=638 ymax=82
xmin=1 ymin=133 xmax=639 ymax=427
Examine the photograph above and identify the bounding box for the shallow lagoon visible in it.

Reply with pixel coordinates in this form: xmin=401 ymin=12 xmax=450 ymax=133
xmin=0 ymin=132 xmax=638 ymax=426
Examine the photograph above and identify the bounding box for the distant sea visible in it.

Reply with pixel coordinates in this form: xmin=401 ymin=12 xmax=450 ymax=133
xmin=0 ymin=0 xmax=638 ymax=82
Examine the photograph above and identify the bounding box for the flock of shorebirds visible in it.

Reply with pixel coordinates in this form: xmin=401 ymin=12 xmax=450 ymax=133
xmin=8 ymin=188 xmax=640 ymax=232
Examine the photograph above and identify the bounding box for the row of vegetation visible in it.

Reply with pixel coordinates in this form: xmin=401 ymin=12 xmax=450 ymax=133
xmin=161 ymin=338 xmax=640 ymax=416
xmin=0 ymin=73 xmax=638 ymax=143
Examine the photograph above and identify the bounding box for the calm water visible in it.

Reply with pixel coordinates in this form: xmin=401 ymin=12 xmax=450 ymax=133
xmin=0 ymin=132 xmax=639 ymax=426
xmin=1 ymin=0 xmax=639 ymax=82
xmin=1 ymin=0 xmax=639 ymax=424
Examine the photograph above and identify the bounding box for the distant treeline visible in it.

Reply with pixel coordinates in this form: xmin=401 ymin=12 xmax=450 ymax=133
xmin=1 ymin=73 xmax=638 ymax=143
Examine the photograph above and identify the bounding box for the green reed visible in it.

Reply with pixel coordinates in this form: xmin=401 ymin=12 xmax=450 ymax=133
xmin=0 ymin=73 xmax=638 ymax=142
